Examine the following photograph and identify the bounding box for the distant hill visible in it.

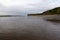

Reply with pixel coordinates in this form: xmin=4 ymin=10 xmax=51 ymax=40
xmin=0 ymin=15 xmax=23 ymax=17
xmin=28 ymin=13 xmax=41 ymax=16
xmin=28 ymin=7 xmax=60 ymax=16
xmin=40 ymin=7 xmax=60 ymax=15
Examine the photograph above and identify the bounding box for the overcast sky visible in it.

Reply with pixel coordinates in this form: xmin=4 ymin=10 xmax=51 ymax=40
xmin=0 ymin=0 xmax=60 ymax=15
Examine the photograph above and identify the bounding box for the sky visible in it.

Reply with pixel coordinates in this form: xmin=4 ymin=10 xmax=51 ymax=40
xmin=0 ymin=0 xmax=60 ymax=15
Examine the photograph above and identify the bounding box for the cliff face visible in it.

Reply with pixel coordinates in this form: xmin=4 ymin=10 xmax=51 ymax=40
xmin=40 ymin=7 xmax=60 ymax=15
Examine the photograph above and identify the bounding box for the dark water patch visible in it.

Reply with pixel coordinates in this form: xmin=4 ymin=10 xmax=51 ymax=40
xmin=46 ymin=19 xmax=60 ymax=23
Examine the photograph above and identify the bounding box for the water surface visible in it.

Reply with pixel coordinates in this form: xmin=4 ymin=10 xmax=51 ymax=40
xmin=0 ymin=16 xmax=60 ymax=40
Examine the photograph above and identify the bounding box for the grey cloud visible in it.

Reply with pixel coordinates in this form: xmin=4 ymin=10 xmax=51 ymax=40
xmin=0 ymin=0 xmax=60 ymax=15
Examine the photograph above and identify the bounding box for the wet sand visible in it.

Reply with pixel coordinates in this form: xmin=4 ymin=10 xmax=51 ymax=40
xmin=0 ymin=16 xmax=60 ymax=40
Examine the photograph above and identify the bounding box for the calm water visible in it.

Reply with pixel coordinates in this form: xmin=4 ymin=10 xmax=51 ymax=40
xmin=0 ymin=16 xmax=60 ymax=40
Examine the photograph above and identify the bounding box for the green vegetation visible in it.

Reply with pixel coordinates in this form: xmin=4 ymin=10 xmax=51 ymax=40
xmin=28 ymin=7 xmax=60 ymax=16
xmin=41 ymin=7 xmax=60 ymax=15
xmin=28 ymin=14 xmax=40 ymax=16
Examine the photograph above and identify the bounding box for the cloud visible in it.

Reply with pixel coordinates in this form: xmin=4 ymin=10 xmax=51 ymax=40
xmin=0 ymin=0 xmax=60 ymax=15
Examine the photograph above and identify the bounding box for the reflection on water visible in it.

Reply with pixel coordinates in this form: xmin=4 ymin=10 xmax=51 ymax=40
xmin=0 ymin=16 xmax=60 ymax=40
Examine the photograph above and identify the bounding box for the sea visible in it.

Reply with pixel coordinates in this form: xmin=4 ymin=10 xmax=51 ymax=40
xmin=0 ymin=16 xmax=60 ymax=40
